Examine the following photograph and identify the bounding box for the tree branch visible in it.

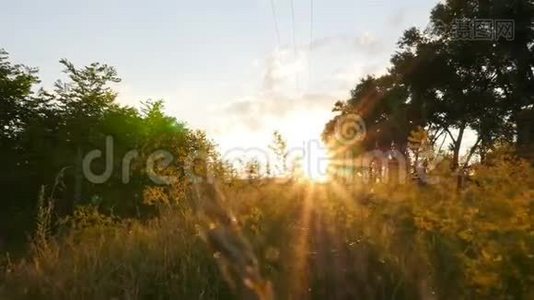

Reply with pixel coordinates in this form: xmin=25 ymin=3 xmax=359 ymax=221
xmin=462 ymin=135 xmax=482 ymax=169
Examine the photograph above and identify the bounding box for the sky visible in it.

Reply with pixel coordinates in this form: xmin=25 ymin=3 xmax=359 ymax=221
xmin=2 ymin=0 xmax=439 ymax=162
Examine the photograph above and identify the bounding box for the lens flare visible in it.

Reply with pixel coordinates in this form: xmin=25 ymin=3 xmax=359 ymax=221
xmin=301 ymin=141 xmax=330 ymax=182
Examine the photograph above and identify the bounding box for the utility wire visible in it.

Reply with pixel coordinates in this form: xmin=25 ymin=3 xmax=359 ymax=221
xmin=309 ymin=0 xmax=314 ymax=50
xmin=290 ymin=0 xmax=299 ymax=92
xmin=290 ymin=0 xmax=297 ymax=56
xmin=269 ymin=0 xmax=281 ymax=47
xmin=308 ymin=0 xmax=314 ymax=85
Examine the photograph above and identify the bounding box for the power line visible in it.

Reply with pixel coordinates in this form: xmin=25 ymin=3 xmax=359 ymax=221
xmin=290 ymin=0 xmax=299 ymax=92
xmin=269 ymin=0 xmax=281 ymax=46
xmin=290 ymin=0 xmax=297 ymax=57
xmin=308 ymin=0 xmax=314 ymax=85
xmin=310 ymin=0 xmax=314 ymax=49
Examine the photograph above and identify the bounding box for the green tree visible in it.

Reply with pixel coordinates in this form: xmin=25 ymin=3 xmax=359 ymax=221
xmin=323 ymin=0 xmax=534 ymax=177
xmin=0 ymin=49 xmax=41 ymax=247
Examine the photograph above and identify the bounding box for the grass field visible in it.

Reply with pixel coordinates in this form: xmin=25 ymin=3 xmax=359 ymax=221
xmin=1 ymin=154 xmax=533 ymax=299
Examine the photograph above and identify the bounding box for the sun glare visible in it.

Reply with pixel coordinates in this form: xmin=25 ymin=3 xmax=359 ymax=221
xmin=301 ymin=141 xmax=331 ymax=183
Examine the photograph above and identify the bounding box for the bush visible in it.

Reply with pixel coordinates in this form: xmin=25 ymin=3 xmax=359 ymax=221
xmin=2 ymin=154 xmax=533 ymax=299
xmin=2 ymin=206 xmax=230 ymax=299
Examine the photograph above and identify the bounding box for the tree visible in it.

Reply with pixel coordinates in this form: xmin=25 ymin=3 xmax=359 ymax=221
xmin=52 ymin=59 xmax=121 ymax=205
xmin=0 ymin=50 xmax=41 ymax=246
xmin=0 ymin=49 xmax=39 ymax=142
xmin=322 ymin=75 xmax=416 ymax=177
xmin=0 ymin=53 xmax=223 ymax=249
xmin=268 ymin=130 xmax=288 ymax=176
xmin=323 ymin=0 xmax=534 ymax=178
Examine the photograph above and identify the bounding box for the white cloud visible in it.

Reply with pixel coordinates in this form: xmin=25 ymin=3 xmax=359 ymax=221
xmin=206 ymin=32 xmax=391 ymax=150
xmin=263 ymin=47 xmax=306 ymax=93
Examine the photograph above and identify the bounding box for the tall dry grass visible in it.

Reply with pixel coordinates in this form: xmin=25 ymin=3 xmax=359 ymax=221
xmin=1 ymin=154 xmax=533 ymax=299
xmin=2 ymin=205 xmax=230 ymax=299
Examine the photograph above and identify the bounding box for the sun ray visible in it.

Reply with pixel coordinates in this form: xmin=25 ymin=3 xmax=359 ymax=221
xmin=289 ymin=184 xmax=316 ymax=298
xmin=301 ymin=142 xmax=331 ymax=183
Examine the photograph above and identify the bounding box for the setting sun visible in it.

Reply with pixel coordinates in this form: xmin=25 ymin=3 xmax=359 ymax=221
xmin=300 ymin=141 xmax=331 ymax=182
xmin=2 ymin=0 xmax=532 ymax=299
